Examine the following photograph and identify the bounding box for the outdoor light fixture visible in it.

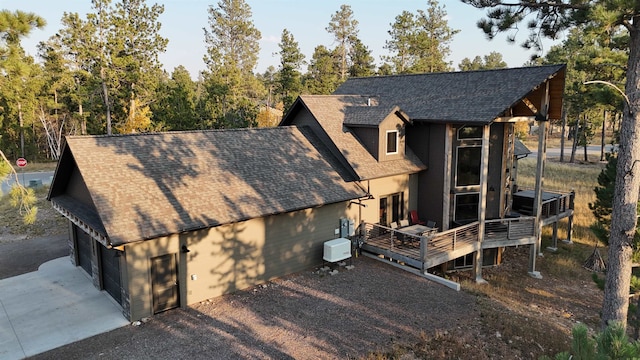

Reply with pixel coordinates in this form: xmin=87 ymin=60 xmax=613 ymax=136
xmin=181 ymin=245 xmax=190 ymax=253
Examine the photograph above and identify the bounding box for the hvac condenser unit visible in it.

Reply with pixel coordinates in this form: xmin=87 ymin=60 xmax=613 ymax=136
xmin=323 ymin=238 xmax=351 ymax=263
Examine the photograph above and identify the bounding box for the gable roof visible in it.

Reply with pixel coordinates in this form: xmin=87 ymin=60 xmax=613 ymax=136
xmin=285 ymin=95 xmax=426 ymax=181
xmin=48 ymin=127 xmax=367 ymax=246
xmin=334 ymin=64 xmax=566 ymax=124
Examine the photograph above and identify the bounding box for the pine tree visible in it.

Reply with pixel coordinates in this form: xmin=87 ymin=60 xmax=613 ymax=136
xmin=326 ymin=4 xmax=359 ymax=80
xmin=462 ymin=0 xmax=640 ymax=330
xmin=203 ymin=0 xmax=264 ymax=128
xmin=276 ymin=29 xmax=304 ymax=112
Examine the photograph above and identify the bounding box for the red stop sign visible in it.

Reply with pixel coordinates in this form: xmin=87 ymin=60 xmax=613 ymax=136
xmin=16 ymin=158 xmax=27 ymax=167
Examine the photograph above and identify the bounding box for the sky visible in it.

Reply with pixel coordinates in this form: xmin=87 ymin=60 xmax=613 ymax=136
xmin=0 ymin=0 xmax=564 ymax=77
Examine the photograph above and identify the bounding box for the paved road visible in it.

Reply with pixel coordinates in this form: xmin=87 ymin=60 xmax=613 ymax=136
xmin=531 ymin=145 xmax=617 ymax=159
xmin=1 ymin=171 xmax=54 ymax=194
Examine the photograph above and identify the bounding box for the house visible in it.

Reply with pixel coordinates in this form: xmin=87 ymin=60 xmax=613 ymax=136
xmin=48 ymin=64 xmax=571 ymax=321
xmin=48 ymin=127 xmax=367 ymax=320
xmin=281 ymin=64 xmax=572 ymax=278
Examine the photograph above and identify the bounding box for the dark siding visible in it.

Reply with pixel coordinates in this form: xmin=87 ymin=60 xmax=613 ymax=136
xmin=486 ymin=123 xmax=505 ymax=219
xmin=351 ymin=127 xmax=378 ymax=160
xmin=415 ymin=123 xmax=445 ymax=227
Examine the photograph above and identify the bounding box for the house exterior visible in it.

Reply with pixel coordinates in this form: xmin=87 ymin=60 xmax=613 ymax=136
xmin=281 ymin=64 xmax=570 ymax=276
xmin=48 ymin=127 xmax=367 ymax=320
xmin=48 ymin=64 xmax=569 ymax=321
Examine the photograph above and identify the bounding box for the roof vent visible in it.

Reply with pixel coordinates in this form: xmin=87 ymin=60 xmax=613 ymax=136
xmin=367 ymin=98 xmax=371 ymax=106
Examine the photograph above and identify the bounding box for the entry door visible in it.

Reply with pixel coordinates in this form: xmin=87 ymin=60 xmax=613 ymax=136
xmin=151 ymin=254 xmax=179 ymax=314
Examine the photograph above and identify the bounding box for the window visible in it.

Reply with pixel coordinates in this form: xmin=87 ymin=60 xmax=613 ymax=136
xmin=456 ymin=146 xmax=481 ymax=186
xmin=386 ymin=130 xmax=398 ymax=154
xmin=379 ymin=192 xmax=404 ymax=226
xmin=454 ymin=193 xmax=479 ymax=223
xmin=457 ymin=126 xmax=483 ymax=140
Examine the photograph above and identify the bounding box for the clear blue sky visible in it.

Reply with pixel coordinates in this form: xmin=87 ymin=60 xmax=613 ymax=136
xmin=1 ymin=0 xmax=563 ymax=77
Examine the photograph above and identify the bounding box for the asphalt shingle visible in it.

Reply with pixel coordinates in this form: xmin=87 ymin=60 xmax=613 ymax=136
xmin=51 ymin=127 xmax=367 ymax=246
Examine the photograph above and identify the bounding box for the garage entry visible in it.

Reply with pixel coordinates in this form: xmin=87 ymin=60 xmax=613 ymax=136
xmin=100 ymin=246 xmax=122 ymax=305
xmin=75 ymin=228 xmax=93 ymax=276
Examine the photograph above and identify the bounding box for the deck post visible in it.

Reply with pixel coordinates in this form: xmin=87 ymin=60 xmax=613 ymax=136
xmin=563 ymin=190 xmax=575 ymax=244
xmin=533 ymin=82 xmax=550 ymax=258
xmin=473 ymin=124 xmax=490 ymax=283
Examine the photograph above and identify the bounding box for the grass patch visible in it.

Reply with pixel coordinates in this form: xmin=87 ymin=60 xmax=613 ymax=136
xmin=0 ymin=185 xmax=66 ymax=239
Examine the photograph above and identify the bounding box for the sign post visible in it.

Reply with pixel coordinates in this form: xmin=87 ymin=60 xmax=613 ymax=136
xmin=16 ymin=158 xmax=27 ymax=188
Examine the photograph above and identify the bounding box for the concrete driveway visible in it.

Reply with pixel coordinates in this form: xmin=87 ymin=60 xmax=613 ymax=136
xmin=0 ymin=257 xmax=129 ymax=359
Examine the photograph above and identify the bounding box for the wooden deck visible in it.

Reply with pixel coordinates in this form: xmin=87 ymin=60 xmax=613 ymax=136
xmin=361 ymin=216 xmax=537 ymax=271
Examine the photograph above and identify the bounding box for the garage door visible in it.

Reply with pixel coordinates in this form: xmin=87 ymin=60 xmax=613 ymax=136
xmin=76 ymin=229 xmax=93 ymax=276
xmin=100 ymin=247 xmax=122 ymax=305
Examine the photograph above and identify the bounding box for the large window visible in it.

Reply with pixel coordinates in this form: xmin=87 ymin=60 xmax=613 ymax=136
xmin=386 ymin=130 xmax=398 ymax=155
xmin=456 ymin=146 xmax=482 ymax=186
xmin=454 ymin=193 xmax=479 ymax=223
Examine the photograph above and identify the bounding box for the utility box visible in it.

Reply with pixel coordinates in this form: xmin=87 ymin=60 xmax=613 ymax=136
xmin=323 ymin=238 xmax=351 ymax=263
xmin=339 ymin=218 xmax=355 ymax=238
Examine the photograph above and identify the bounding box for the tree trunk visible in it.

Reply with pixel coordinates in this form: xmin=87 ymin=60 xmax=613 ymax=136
xmin=570 ymin=118 xmax=579 ymax=163
xmin=601 ymin=21 xmax=640 ymax=330
xmin=583 ymin=114 xmax=588 ymax=162
xmin=601 ymin=110 xmax=607 ymax=161
xmin=18 ymin=102 xmax=24 ymax=158
xmin=560 ymin=105 xmax=567 ymax=162
xmin=100 ymin=66 xmax=112 ymax=135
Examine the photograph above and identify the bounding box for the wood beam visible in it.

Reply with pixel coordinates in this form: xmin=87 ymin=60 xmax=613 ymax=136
xmin=493 ymin=116 xmax=536 ymax=123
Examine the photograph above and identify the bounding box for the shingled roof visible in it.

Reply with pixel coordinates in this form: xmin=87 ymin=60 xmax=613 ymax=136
xmin=334 ymin=64 xmax=566 ymax=124
xmin=49 ymin=127 xmax=367 ymax=246
xmin=287 ymin=95 xmax=426 ymax=181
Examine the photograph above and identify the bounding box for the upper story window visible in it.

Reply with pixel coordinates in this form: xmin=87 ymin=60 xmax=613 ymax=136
xmin=457 ymin=126 xmax=483 ymax=140
xmin=386 ymin=130 xmax=398 ymax=155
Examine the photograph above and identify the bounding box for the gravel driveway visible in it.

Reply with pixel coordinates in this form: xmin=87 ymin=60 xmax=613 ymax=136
xmin=31 ymin=256 xmax=480 ymax=359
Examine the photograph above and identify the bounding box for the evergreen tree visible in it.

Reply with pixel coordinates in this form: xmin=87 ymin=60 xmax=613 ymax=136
xmin=348 ymin=37 xmax=375 ymax=77
xmin=0 ymin=10 xmax=46 ymax=159
xmin=458 ymin=51 xmax=507 ymax=71
xmin=384 ymin=10 xmax=416 ymax=74
xmin=203 ymin=0 xmax=264 ymax=128
xmin=151 ymin=66 xmax=198 ymax=131
xmin=462 ymin=0 xmax=640 ymax=330
xmin=326 ymin=4 xmax=358 ymax=80
xmin=304 ymin=45 xmax=341 ymax=95
xmin=276 ymin=29 xmax=304 ymax=112
xmin=383 ymin=1 xmax=458 ymax=74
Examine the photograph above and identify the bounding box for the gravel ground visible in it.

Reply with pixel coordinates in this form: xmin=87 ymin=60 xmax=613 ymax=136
xmin=30 ymin=257 xmax=483 ymax=360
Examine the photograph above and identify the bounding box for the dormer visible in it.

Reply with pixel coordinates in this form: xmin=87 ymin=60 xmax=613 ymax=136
xmin=344 ymin=103 xmax=411 ymax=162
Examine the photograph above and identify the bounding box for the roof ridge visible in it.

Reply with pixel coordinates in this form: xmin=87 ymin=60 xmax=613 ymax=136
xmin=65 ymin=126 xmax=297 ymax=140
xmin=346 ymin=63 xmax=565 ymax=81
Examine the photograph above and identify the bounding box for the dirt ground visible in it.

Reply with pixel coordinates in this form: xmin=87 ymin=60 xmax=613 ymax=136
xmin=1 ymin=196 xmax=603 ymax=359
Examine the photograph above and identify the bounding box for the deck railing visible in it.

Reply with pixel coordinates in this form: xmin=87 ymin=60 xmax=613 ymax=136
xmin=484 ymin=217 xmax=536 ymax=245
xmin=361 ymin=215 xmax=538 ymax=270
xmin=361 ymin=223 xmax=424 ymax=250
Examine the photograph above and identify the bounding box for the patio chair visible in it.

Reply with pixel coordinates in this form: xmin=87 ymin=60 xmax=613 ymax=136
xmin=409 ymin=210 xmax=426 ymax=225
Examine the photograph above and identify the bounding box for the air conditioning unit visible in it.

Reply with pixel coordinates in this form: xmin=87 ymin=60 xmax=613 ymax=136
xmin=323 ymin=238 xmax=351 ymax=263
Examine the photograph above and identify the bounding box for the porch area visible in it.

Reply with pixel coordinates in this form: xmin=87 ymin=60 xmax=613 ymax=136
xmin=360 ymin=216 xmax=537 ymax=272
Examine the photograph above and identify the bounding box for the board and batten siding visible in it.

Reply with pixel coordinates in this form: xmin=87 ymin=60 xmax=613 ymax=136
xmin=123 ymin=200 xmax=358 ymax=321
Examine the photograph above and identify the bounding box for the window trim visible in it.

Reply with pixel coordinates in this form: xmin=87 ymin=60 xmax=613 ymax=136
xmin=385 ymin=130 xmax=399 ymax=155
xmin=454 ymin=192 xmax=480 ymax=223
xmin=455 ymin=145 xmax=482 ymax=188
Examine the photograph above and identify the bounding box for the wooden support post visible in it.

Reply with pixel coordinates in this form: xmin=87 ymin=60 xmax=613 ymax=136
xmin=548 ymin=222 xmax=558 ymax=252
xmin=563 ymin=190 xmax=575 ymax=244
xmin=533 ymin=82 xmax=550 ymax=259
xmin=473 ymin=124 xmax=490 ymax=284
